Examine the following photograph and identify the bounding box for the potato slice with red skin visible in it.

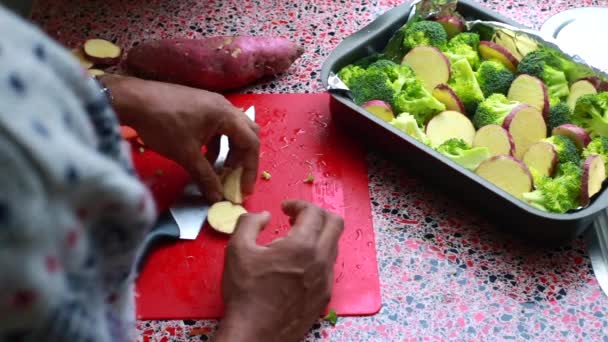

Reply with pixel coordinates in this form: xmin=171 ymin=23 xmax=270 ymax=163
xmin=502 ymin=105 xmax=546 ymax=159
xmin=223 ymin=167 xmax=244 ymax=204
xmin=72 ymin=48 xmax=94 ymax=69
xmin=552 ymin=124 xmax=591 ymax=150
xmin=88 ymin=69 xmax=106 ymax=76
xmin=83 ymin=38 xmax=122 ymax=66
xmin=207 ymin=201 xmax=248 ymax=234
xmin=479 ymin=41 xmax=519 ymax=73
xmin=567 ymin=79 xmax=598 ymax=110
xmin=473 ymin=124 xmax=515 ymax=157
xmin=426 ymin=110 xmax=476 ymax=147
xmin=522 ymin=142 xmax=559 ymax=177
xmin=435 ymin=16 xmax=465 ymax=38
xmin=475 ymin=155 xmax=533 ymax=199
xmin=362 ymin=100 xmax=395 ymax=122
xmin=432 ymin=84 xmax=466 ymax=113
xmin=581 ymin=155 xmax=607 ymax=206
xmin=507 ymin=74 xmax=550 ymax=119
xmin=402 ymin=46 xmax=451 ymax=93
xmin=579 ymin=76 xmax=602 ymax=90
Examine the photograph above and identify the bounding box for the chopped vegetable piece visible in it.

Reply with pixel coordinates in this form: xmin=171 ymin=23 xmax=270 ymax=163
xmin=304 ymin=173 xmax=315 ymax=183
xmin=324 ymin=309 xmax=338 ymax=326
xmin=207 ymin=201 xmax=248 ymax=234
xmin=261 ymin=171 xmax=272 ymax=180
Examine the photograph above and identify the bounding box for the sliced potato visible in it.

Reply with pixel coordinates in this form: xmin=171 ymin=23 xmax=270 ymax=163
xmin=581 ymin=155 xmax=607 ymax=206
xmin=567 ymin=80 xmax=597 ymax=111
xmin=83 ymin=38 xmax=122 ymax=66
xmin=502 ymin=105 xmax=547 ymax=159
xmin=223 ymin=167 xmax=244 ymax=204
xmin=207 ymin=201 xmax=247 ymax=234
xmin=473 ymin=124 xmax=514 ymax=157
xmin=72 ymin=48 xmax=94 ymax=69
xmin=479 ymin=41 xmax=519 ymax=73
xmin=402 ymin=46 xmax=451 ymax=93
xmin=476 ymin=155 xmax=533 ymax=199
xmin=426 ymin=110 xmax=476 ymax=147
xmin=507 ymin=74 xmax=550 ymax=118
xmin=522 ymin=142 xmax=558 ymax=177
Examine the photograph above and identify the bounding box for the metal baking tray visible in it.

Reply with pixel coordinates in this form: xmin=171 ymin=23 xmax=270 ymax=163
xmin=321 ymin=0 xmax=608 ymax=244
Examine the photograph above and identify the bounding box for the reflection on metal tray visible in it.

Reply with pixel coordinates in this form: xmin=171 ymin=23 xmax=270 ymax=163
xmin=321 ymin=0 xmax=608 ymax=243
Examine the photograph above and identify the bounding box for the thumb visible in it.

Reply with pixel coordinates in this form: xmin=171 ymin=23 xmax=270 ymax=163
xmin=232 ymin=211 xmax=271 ymax=246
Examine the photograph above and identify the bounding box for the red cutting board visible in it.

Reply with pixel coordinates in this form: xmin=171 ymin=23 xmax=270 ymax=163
xmin=133 ymin=93 xmax=381 ymax=320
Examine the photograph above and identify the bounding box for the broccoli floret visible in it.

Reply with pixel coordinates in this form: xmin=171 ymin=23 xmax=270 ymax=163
xmin=572 ymin=92 xmax=608 ymax=137
xmin=544 ymin=135 xmax=580 ymax=165
xmin=518 ymin=49 xmax=569 ymax=103
xmin=547 ymin=102 xmax=572 ymax=132
xmin=349 ymin=70 xmax=396 ymax=106
xmin=393 ymin=78 xmax=446 ymax=126
xmin=475 ymin=60 xmax=515 ymax=97
xmin=368 ymin=60 xmax=414 ymax=92
xmin=449 ymin=59 xmax=485 ymax=115
xmin=403 ymin=20 xmax=448 ymax=50
xmin=473 ymin=94 xmax=521 ymax=129
xmin=390 ymin=112 xmax=431 ymax=146
xmin=436 ymin=138 xmax=491 ymax=171
xmin=442 ymin=33 xmax=481 ymax=70
xmin=522 ymin=162 xmax=582 ymax=213
xmin=337 ymin=64 xmax=366 ymax=87
xmin=583 ymin=136 xmax=608 ymax=176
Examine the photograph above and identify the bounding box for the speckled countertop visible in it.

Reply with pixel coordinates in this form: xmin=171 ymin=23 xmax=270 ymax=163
xmin=29 ymin=0 xmax=608 ymax=341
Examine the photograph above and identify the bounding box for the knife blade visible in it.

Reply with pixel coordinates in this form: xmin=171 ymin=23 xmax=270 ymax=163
xmin=170 ymin=105 xmax=256 ymax=239
xmin=587 ymin=209 xmax=608 ymax=297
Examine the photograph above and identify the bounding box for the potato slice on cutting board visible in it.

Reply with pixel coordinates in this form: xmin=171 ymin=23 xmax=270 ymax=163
xmin=223 ymin=167 xmax=244 ymax=204
xmin=208 ymin=201 xmax=248 ymax=234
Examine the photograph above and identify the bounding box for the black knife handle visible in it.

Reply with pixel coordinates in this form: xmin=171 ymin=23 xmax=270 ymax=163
xmin=135 ymin=211 xmax=180 ymax=273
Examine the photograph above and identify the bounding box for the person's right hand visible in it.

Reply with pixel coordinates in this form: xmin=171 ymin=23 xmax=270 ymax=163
xmin=215 ymin=200 xmax=344 ymax=342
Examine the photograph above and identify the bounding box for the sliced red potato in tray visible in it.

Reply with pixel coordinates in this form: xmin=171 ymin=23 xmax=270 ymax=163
xmin=426 ymin=110 xmax=476 ymax=147
xmin=502 ymin=105 xmax=547 ymax=159
xmin=362 ymin=100 xmax=395 ymax=122
xmin=402 ymin=46 xmax=451 ymax=93
xmin=522 ymin=142 xmax=558 ymax=177
xmin=567 ymin=79 xmax=598 ymax=110
xmin=479 ymin=41 xmax=519 ymax=73
xmin=473 ymin=124 xmax=515 ymax=157
xmin=507 ymin=74 xmax=550 ymax=119
xmin=581 ymin=155 xmax=607 ymax=207
xmin=476 ymin=155 xmax=533 ymax=199
xmin=552 ymin=124 xmax=591 ymax=150
xmin=432 ymin=84 xmax=466 ymax=113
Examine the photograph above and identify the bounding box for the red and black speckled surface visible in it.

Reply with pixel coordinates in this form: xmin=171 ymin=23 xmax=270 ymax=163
xmin=29 ymin=0 xmax=608 ymax=340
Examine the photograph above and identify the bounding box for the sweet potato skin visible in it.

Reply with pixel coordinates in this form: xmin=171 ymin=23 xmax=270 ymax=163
xmin=126 ymin=36 xmax=304 ymax=91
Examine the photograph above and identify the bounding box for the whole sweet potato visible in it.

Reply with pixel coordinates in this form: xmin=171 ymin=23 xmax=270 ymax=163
xmin=126 ymin=36 xmax=304 ymax=91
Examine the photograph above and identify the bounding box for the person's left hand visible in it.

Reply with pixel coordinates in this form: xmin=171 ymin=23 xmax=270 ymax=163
xmin=101 ymin=75 xmax=259 ymax=203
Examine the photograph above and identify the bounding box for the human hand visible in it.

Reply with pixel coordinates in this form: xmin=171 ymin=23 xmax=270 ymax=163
xmin=215 ymin=200 xmax=344 ymax=342
xmin=102 ymin=75 xmax=259 ymax=203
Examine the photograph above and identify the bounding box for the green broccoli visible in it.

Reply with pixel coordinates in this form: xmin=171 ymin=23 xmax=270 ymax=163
xmin=393 ymin=78 xmax=446 ymax=126
xmin=517 ymin=49 xmax=570 ymax=104
xmin=442 ymin=33 xmax=481 ymax=70
xmin=473 ymin=94 xmax=521 ymax=129
xmin=475 ymin=60 xmax=515 ymax=97
xmin=547 ymin=102 xmax=572 ymax=132
xmin=338 ymin=59 xmax=414 ymax=107
xmin=390 ymin=112 xmax=431 ymax=146
xmin=337 ymin=64 xmax=366 ymax=87
xmin=368 ymin=60 xmax=414 ymax=92
xmin=522 ymin=162 xmax=582 ymax=213
xmin=349 ymin=70 xmax=396 ymax=106
xmin=436 ymin=138 xmax=491 ymax=171
xmin=583 ymin=136 xmax=608 ymax=176
xmin=448 ymin=59 xmax=485 ymax=115
xmin=544 ymin=135 xmax=580 ymax=165
xmin=403 ymin=20 xmax=448 ymax=50
xmin=572 ymin=92 xmax=608 ymax=137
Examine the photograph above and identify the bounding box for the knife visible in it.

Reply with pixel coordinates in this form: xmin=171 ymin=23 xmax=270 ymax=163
xmin=587 ymin=210 xmax=608 ymax=297
xmin=135 ymin=106 xmax=256 ymax=271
